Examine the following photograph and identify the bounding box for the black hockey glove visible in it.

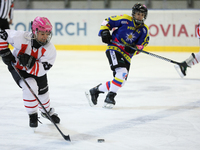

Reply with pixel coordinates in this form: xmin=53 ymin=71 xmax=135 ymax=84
xmin=0 ymin=30 xmax=8 ymax=40
xmin=125 ymin=43 xmax=138 ymax=54
xmin=101 ymin=29 xmax=112 ymax=44
xmin=0 ymin=48 xmax=16 ymax=66
xmin=17 ymin=53 xmax=36 ymax=69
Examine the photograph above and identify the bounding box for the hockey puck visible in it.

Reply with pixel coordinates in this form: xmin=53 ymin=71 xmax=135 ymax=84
xmin=97 ymin=139 xmax=105 ymax=143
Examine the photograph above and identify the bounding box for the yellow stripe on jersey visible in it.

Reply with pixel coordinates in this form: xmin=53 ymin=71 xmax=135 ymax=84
xmin=107 ymin=45 xmax=131 ymax=63
xmin=100 ymin=14 xmax=133 ymax=31
xmin=109 ymin=14 xmax=132 ymax=21
xmin=114 ymin=77 xmax=124 ymax=83
xmin=141 ymin=24 xmax=149 ymax=47
xmin=100 ymin=25 xmax=110 ymax=31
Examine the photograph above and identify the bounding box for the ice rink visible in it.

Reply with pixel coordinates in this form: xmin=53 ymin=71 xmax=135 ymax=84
xmin=0 ymin=50 xmax=200 ymax=150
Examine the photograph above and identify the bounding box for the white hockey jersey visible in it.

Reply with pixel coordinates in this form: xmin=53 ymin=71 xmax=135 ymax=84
xmin=4 ymin=29 xmax=56 ymax=77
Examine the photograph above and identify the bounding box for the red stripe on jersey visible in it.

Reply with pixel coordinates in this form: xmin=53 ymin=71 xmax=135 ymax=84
xmin=24 ymin=99 xmax=38 ymax=108
xmin=112 ymin=80 xmax=121 ymax=87
xmin=0 ymin=42 xmax=8 ymax=45
xmin=15 ymin=61 xmax=24 ymax=70
xmin=36 ymin=62 xmax=39 ymax=75
xmin=0 ymin=45 xmax=8 ymax=49
xmin=25 ymin=104 xmax=38 ymax=108
xmin=42 ymin=99 xmax=50 ymax=106
xmin=29 ymin=62 xmax=39 ymax=76
xmin=195 ymin=57 xmax=199 ymax=64
xmin=11 ymin=3 xmax=14 ymax=8
xmin=30 ymin=63 xmax=36 ymax=75
xmin=41 ymin=48 xmax=46 ymax=56
xmin=17 ymin=44 xmax=28 ymax=55
xmin=0 ymin=45 xmax=8 ymax=48
xmin=39 ymin=99 xmax=50 ymax=110
xmin=23 ymin=99 xmax=37 ymax=102
xmin=39 ymin=105 xmax=50 ymax=109
xmin=106 ymin=81 xmax=110 ymax=90
xmin=0 ymin=42 xmax=8 ymax=50
xmin=31 ymin=49 xmax=38 ymax=59
xmin=29 ymin=49 xmax=40 ymax=76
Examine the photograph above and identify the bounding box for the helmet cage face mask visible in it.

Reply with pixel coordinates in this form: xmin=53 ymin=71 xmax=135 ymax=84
xmin=34 ymin=29 xmax=52 ymax=46
xmin=32 ymin=16 xmax=53 ymax=45
xmin=132 ymin=3 xmax=148 ymax=25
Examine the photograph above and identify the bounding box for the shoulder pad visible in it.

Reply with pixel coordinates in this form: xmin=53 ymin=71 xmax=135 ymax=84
xmin=110 ymin=14 xmax=132 ymax=21
xmin=143 ymin=24 xmax=149 ymax=30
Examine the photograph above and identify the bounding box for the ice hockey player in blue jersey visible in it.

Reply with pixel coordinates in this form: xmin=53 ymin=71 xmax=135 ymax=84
xmin=85 ymin=3 xmax=149 ymax=109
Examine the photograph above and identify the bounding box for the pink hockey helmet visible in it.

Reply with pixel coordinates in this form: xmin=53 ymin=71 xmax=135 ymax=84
xmin=32 ymin=16 xmax=52 ymax=34
xmin=32 ymin=16 xmax=52 ymax=45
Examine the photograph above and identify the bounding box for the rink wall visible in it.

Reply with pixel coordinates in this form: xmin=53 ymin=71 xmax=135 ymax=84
xmin=10 ymin=9 xmax=200 ymax=52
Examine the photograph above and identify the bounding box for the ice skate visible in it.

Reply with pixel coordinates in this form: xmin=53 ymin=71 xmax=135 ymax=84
xmin=175 ymin=53 xmax=195 ymax=78
xmin=41 ymin=108 xmax=60 ymax=123
xmin=29 ymin=113 xmax=38 ymax=128
xmin=103 ymin=92 xmax=117 ymax=109
xmin=85 ymin=84 xmax=104 ymax=107
xmin=174 ymin=61 xmax=188 ymax=78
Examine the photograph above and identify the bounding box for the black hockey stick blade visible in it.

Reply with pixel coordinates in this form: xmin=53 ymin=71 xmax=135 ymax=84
xmin=53 ymin=123 xmax=71 ymax=141
xmin=111 ymin=40 xmax=183 ymax=66
xmin=64 ymin=135 xmax=71 ymax=141
xmin=11 ymin=62 xmax=71 ymax=142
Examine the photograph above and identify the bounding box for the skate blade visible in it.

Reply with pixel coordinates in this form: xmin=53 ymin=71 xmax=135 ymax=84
xmin=174 ymin=64 xmax=185 ymax=78
xmin=103 ymin=102 xmax=114 ymax=109
xmin=85 ymin=91 xmax=94 ymax=107
xmin=31 ymin=127 xmax=37 ymax=133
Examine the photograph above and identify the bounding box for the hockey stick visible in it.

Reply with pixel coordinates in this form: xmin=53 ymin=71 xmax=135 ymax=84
xmin=112 ymin=40 xmax=183 ymax=66
xmin=11 ymin=62 xmax=71 ymax=141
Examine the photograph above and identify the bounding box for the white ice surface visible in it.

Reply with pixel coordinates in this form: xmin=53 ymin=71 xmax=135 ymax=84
xmin=0 ymin=51 xmax=200 ymax=150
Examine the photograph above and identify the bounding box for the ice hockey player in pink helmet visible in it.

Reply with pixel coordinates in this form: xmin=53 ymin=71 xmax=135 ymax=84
xmin=32 ymin=16 xmax=53 ymax=45
xmin=0 ymin=16 xmax=60 ymax=128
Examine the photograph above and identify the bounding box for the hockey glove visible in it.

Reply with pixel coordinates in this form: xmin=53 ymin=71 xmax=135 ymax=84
xmin=0 ymin=48 xmax=16 ymax=66
xmin=125 ymin=44 xmax=138 ymax=54
xmin=17 ymin=53 xmax=36 ymax=69
xmin=101 ymin=30 xmax=112 ymax=44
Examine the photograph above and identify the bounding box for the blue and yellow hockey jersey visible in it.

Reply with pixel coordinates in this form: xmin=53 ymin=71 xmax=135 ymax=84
xmin=98 ymin=14 xmax=149 ymax=63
